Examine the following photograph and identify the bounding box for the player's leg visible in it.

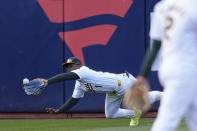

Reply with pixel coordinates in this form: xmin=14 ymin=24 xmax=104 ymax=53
xmin=151 ymin=78 xmax=196 ymax=131
xmin=185 ymin=92 xmax=197 ymax=131
xmin=148 ymin=91 xmax=163 ymax=104
xmin=105 ymin=93 xmax=135 ymax=118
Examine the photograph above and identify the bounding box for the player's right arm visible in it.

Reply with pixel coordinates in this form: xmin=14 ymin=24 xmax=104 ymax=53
xmin=46 ymin=97 xmax=80 ymax=113
xmin=58 ymin=97 xmax=80 ymax=113
xmin=46 ymin=81 xmax=84 ymax=113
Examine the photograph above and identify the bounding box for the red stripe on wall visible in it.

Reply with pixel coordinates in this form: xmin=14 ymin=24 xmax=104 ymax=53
xmin=38 ymin=0 xmax=133 ymax=23
xmin=59 ymin=25 xmax=117 ymax=65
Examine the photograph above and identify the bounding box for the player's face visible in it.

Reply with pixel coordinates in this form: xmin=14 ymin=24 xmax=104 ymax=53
xmin=66 ymin=64 xmax=80 ymax=72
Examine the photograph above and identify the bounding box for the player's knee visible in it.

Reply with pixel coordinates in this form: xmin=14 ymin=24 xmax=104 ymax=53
xmin=105 ymin=113 xmax=115 ymax=119
xmin=148 ymin=91 xmax=163 ymax=103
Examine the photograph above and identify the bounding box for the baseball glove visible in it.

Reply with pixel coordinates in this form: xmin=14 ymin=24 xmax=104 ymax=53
xmin=123 ymin=81 xmax=151 ymax=112
xmin=23 ymin=79 xmax=47 ymax=95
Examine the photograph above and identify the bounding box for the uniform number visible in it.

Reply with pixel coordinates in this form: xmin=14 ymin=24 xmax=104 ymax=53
xmin=164 ymin=16 xmax=174 ymax=40
xmin=84 ymin=83 xmax=95 ymax=93
xmin=84 ymin=83 xmax=102 ymax=93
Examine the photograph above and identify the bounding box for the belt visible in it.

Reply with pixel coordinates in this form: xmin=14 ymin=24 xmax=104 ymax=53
xmin=125 ymin=70 xmax=130 ymax=77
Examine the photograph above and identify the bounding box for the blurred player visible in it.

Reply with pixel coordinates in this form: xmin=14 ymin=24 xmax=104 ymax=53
xmin=41 ymin=57 xmax=162 ymax=126
xmin=132 ymin=0 xmax=197 ymax=130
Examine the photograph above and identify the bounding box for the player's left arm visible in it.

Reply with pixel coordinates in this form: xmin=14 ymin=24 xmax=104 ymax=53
xmin=23 ymin=72 xmax=80 ymax=95
xmin=123 ymin=3 xmax=163 ymax=111
xmin=123 ymin=40 xmax=161 ymax=112
xmin=45 ymin=72 xmax=80 ymax=86
xmin=139 ymin=40 xmax=161 ymax=78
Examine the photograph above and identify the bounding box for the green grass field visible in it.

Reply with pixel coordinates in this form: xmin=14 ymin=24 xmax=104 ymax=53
xmin=0 ymin=118 xmax=188 ymax=131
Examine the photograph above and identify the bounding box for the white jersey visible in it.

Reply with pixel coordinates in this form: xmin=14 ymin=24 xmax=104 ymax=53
xmin=150 ymin=0 xmax=197 ymax=79
xmin=71 ymin=66 xmax=136 ymax=98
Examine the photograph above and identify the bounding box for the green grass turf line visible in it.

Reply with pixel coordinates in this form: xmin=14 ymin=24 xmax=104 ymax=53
xmin=0 ymin=118 xmax=189 ymax=131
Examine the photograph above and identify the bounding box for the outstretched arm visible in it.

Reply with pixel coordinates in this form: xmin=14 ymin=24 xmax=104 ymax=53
xmin=46 ymin=97 xmax=80 ymax=113
xmin=48 ymin=72 xmax=80 ymax=85
xmin=40 ymin=72 xmax=80 ymax=86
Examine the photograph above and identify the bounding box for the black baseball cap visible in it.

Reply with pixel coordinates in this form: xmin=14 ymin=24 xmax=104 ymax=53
xmin=62 ymin=57 xmax=82 ymax=67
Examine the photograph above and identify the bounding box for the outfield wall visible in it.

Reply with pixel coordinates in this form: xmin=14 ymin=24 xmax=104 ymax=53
xmin=0 ymin=0 xmax=161 ymax=112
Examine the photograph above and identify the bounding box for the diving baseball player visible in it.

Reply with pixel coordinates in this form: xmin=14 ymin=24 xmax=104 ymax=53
xmin=28 ymin=57 xmax=163 ymax=126
xmin=129 ymin=0 xmax=197 ymax=130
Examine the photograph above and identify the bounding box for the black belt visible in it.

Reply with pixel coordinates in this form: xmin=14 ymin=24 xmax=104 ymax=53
xmin=125 ymin=70 xmax=130 ymax=78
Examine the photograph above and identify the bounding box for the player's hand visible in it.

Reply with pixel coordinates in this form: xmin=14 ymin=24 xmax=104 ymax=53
xmin=35 ymin=78 xmax=48 ymax=86
xmin=46 ymin=108 xmax=58 ymax=114
xmin=23 ymin=79 xmax=47 ymax=95
xmin=136 ymin=76 xmax=150 ymax=89
xmin=123 ymin=76 xmax=151 ymax=112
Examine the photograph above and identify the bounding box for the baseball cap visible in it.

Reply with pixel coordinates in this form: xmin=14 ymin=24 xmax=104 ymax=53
xmin=62 ymin=57 xmax=82 ymax=67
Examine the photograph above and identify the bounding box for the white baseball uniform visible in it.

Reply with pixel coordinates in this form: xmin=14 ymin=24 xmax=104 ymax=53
xmin=72 ymin=66 xmax=162 ymax=118
xmin=150 ymin=0 xmax=197 ymax=130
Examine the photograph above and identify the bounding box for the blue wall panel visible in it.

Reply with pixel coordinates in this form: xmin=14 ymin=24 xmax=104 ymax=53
xmin=0 ymin=0 xmax=64 ymax=111
xmin=0 ymin=0 xmax=162 ymax=112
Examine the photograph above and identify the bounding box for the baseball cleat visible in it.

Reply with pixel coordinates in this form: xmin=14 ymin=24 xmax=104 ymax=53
xmin=129 ymin=108 xmax=142 ymax=126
